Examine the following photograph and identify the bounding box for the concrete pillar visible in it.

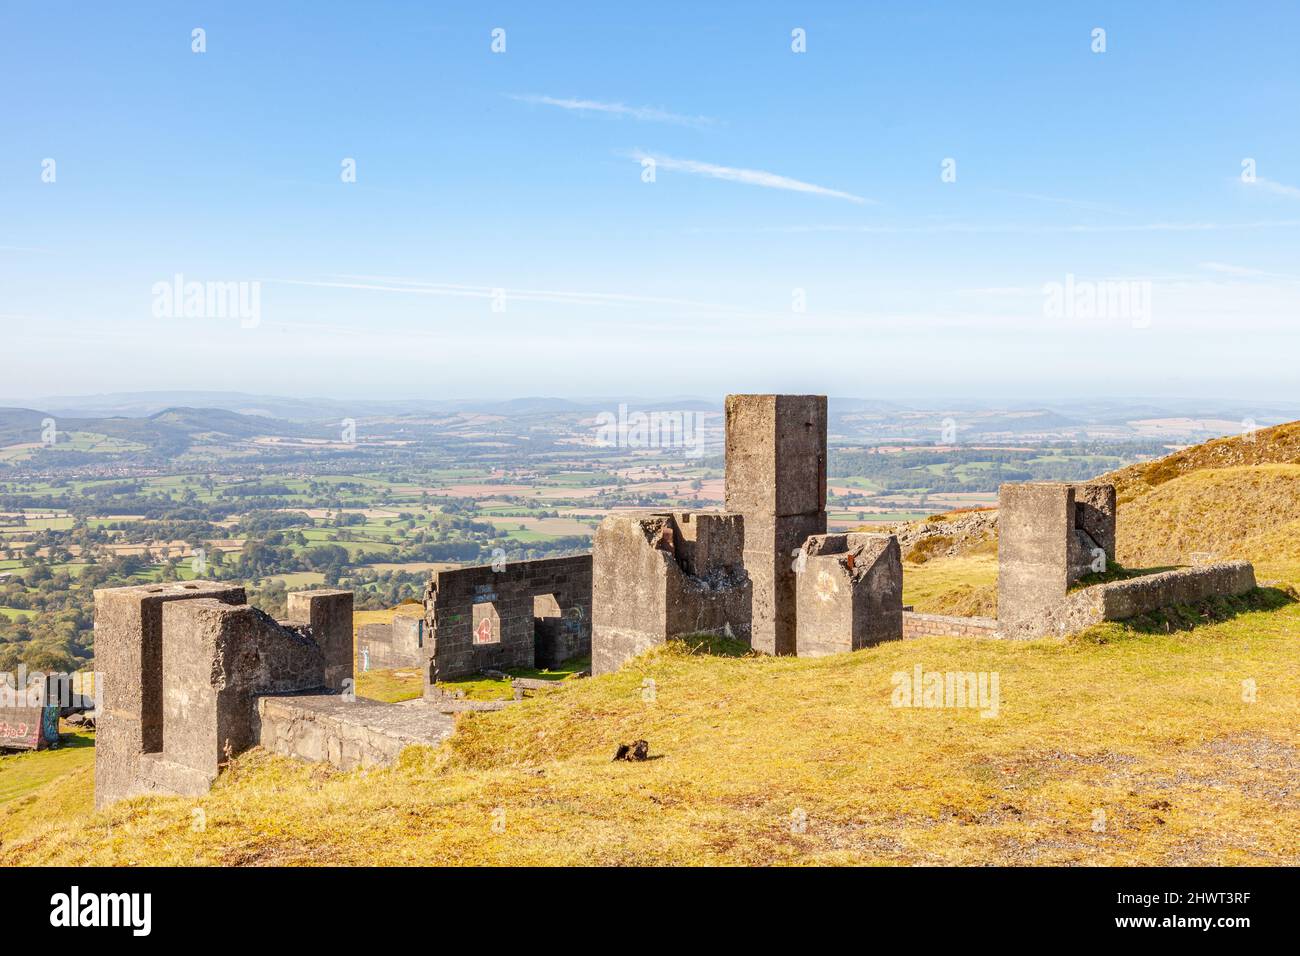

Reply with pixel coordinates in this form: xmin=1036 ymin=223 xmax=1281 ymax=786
xmin=287 ymin=589 xmax=354 ymax=692
xmin=997 ymin=483 xmax=1075 ymax=631
xmin=724 ymin=394 xmax=827 ymax=655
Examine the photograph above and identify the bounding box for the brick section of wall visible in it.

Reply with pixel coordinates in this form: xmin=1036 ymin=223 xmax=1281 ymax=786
xmin=423 ymin=555 xmax=592 ymax=688
xmin=902 ymin=611 xmax=1002 ymax=640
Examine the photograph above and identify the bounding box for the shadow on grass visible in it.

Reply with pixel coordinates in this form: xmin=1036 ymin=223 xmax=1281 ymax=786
xmin=1072 ymin=586 xmax=1298 ymax=644
xmin=675 ymin=633 xmax=755 ymax=659
xmin=52 ymin=729 xmax=95 ymax=750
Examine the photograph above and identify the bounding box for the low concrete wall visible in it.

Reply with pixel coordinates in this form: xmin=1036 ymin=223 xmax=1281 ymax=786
xmin=902 ymin=611 xmax=1001 ymax=640
xmin=257 ymin=695 xmax=454 ymax=771
xmin=1002 ymin=561 xmax=1257 ymax=639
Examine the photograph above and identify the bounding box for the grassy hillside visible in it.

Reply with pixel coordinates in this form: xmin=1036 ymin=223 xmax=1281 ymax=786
xmin=0 ymin=727 xmax=94 ymax=806
xmin=1115 ymin=464 xmax=1300 ymax=575
xmin=898 ymin=423 xmax=1300 ymax=589
xmin=1106 ymin=420 xmax=1300 ymax=503
xmin=2 ymin=595 xmax=1296 ymax=866
xmin=3 ymin=424 xmax=1297 ymax=866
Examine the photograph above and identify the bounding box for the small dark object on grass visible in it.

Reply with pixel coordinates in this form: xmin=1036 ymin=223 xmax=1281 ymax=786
xmin=613 ymin=740 xmax=649 ymax=762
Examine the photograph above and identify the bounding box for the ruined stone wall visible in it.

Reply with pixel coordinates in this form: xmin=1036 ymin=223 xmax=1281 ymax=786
xmin=725 ymin=394 xmax=827 ymax=655
xmin=0 ymin=705 xmax=59 ymax=751
xmin=93 ymin=582 xmax=351 ymax=809
xmin=156 ymin=599 xmax=330 ymax=794
xmin=1000 ymin=561 xmax=1257 ymax=640
xmin=422 ymin=555 xmax=591 ymax=688
xmin=794 ymin=533 xmax=903 ymax=655
xmin=592 ymin=512 xmax=751 ymax=675
xmin=258 ymin=694 xmax=454 ymax=771
xmin=92 ymin=581 xmax=246 ymax=809
xmin=286 ymin=589 xmax=353 ymax=692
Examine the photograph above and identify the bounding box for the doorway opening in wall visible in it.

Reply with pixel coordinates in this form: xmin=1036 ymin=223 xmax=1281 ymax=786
xmin=533 ymin=593 xmax=563 ymax=666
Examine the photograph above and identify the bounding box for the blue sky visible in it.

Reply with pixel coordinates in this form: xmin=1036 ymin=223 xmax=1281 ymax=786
xmin=2 ymin=1 xmax=1298 ymax=403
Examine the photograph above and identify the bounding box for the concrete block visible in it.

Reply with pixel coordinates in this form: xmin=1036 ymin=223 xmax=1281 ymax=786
xmin=795 ymin=533 xmax=903 ymax=655
xmin=91 ymin=581 xmax=245 ymax=809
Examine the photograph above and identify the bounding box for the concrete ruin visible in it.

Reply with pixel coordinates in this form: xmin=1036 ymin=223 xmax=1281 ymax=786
xmin=357 ymin=613 xmax=425 ymax=670
xmin=725 ymin=394 xmax=828 ymax=655
xmin=592 ymin=394 xmax=906 ymax=671
xmin=93 ymin=581 xmax=354 ymax=809
xmin=591 ymin=512 xmax=751 ymax=674
xmin=908 ymin=479 xmax=1258 ymax=641
xmin=1005 ymin=560 xmax=1257 ymax=639
xmin=421 ymin=555 xmax=591 ymax=692
xmin=997 ymin=481 xmax=1117 ymax=633
xmin=794 ymin=533 xmax=903 ymax=656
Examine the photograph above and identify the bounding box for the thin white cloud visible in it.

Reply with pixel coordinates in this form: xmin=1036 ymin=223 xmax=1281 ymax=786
xmin=267 ymin=276 xmax=765 ymax=316
xmin=741 ymin=219 xmax=1300 ymax=235
xmin=510 ymin=94 xmax=715 ymax=128
xmin=1198 ymin=261 xmax=1300 ymax=282
xmin=629 ymin=151 xmax=873 ymax=204
xmin=1254 ymin=177 xmax=1300 ymax=199
xmin=1199 ymin=261 xmax=1269 ymax=277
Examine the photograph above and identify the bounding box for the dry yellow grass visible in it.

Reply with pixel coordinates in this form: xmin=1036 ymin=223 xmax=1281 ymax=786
xmin=1106 ymin=420 xmax=1300 ymax=503
xmin=903 ymin=554 xmax=998 ymax=616
xmin=1115 ymin=464 xmax=1300 ymax=574
xmin=3 ymin=593 xmax=1295 ymax=866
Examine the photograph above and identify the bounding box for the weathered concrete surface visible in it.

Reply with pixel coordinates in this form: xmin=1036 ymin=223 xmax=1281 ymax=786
xmin=93 ymin=583 xmax=353 ymax=809
xmin=1073 ymin=482 xmax=1117 ymax=563
xmin=257 ymin=694 xmax=455 ymax=771
xmin=158 ymin=598 xmax=331 ymax=791
xmin=357 ymin=614 xmax=425 ymax=670
xmin=725 ymin=394 xmax=827 ymax=655
xmin=795 ymin=533 xmax=904 ymax=655
xmin=286 ymin=589 xmax=354 ymax=692
xmin=997 ymin=482 xmax=1117 ymax=633
xmin=591 ymin=512 xmax=751 ymax=675
xmin=423 ymin=555 xmax=591 ymax=690
xmin=1001 ymin=561 xmax=1257 ymax=639
xmin=92 ymin=581 xmax=245 ymax=809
